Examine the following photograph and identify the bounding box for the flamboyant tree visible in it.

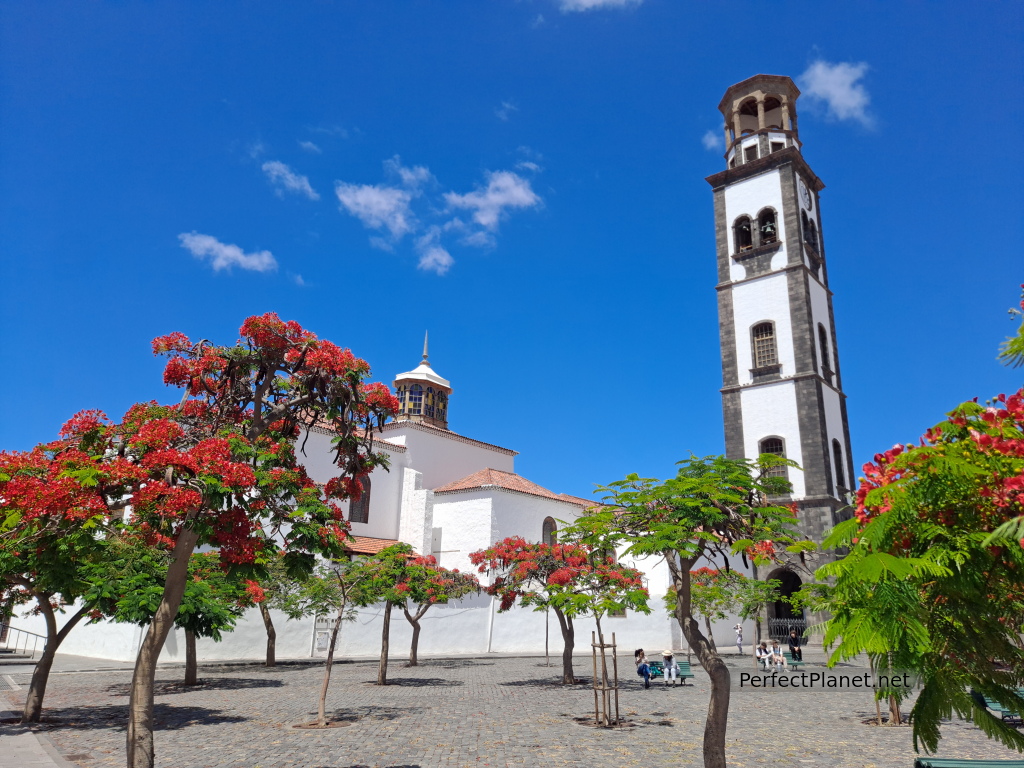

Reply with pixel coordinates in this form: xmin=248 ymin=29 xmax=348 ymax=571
xmin=469 ymin=537 xmax=650 ymax=684
xmin=565 ymin=455 xmax=811 ymax=768
xmin=810 ymin=387 xmax=1024 ymax=753
xmin=395 ymin=552 xmax=479 ymax=667
xmin=0 ymin=422 xmax=147 ymax=722
xmin=0 ymin=314 xmax=398 ymax=767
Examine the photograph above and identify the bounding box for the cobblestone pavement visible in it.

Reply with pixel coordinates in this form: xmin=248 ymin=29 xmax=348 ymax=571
xmin=3 ymin=655 xmax=1022 ymax=768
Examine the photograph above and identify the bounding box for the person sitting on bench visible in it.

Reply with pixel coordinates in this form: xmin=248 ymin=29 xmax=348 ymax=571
xmin=755 ymin=642 xmax=773 ymax=670
xmin=770 ymin=640 xmax=788 ymax=668
xmin=661 ymin=650 xmax=680 ymax=687
xmin=788 ymin=629 xmax=802 ymax=662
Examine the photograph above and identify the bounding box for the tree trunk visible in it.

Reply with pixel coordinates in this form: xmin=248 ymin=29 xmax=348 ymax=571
xmin=317 ymin=602 xmax=346 ymax=727
xmin=21 ymin=597 xmax=88 ymax=723
xmin=126 ymin=527 xmax=199 ymax=768
xmin=670 ymin=554 xmax=730 ymax=768
xmin=184 ymin=630 xmax=197 ymax=686
xmin=403 ymin=604 xmax=428 ymax=667
xmin=377 ymin=602 xmax=392 ymax=685
xmin=754 ymin=615 xmax=763 ymax=647
xmin=703 ymin=616 xmax=718 ymax=652
xmin=552 ymin=607 xmax=575 ymax=684
xmin=888 ymin=694 xmax=903 ymax=725
xmin=258 ymin=602 xmax=276 ymax=667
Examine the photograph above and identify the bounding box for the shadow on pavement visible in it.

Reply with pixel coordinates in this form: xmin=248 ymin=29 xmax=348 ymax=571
xmin=417 ymin=659 xmax=494 ymax=668
xmin=104 ymin=677 xmax=285 ymax=696
xmin=20 ymin=702 xmax=247 ymax=731
xmin=499 ymin=677 xmax=592 ymax=688
xmin=322 ymin=705 xmax=427 ymax=724
xmin=372 ymin=677 xmax=463 ymax=687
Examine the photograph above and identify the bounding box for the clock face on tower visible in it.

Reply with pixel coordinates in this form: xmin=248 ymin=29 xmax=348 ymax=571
xmin=799 ymin=179 xmax=812 ymax=209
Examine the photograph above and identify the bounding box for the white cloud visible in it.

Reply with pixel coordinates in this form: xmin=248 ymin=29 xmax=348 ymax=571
xmin=298 ymin=140 xmax=322 ymax=154
xmin=335 ymin=182 xmax=415 ymax=240
xmin=495 ymin=101 xmax=518 ymax=121
xmin=417 ymin=246 xmax=454 ymax=275
xmin=702 ymin=129 xmax=723 ymax=151
xmin=559 ymin=0 xmax=642 ymax=11
xmin=531 ymin=14 xmax=546 ymax=28
xmin=444 ymin=171 xmax=541 ymax=231
xmin=178 ymin=232 xmax=277 ymax=273
xmin=384 ymin=155 xmax=432 ymax=188
xmin=261 ymin=161 xmax=320 ymax=200
xmin=247 ymin=141 xmax=266 ymax=159
xmin=516 ymin=160 xmax=542 ymax=173
xmin=798 ymin=60 xmax=874 ymax=128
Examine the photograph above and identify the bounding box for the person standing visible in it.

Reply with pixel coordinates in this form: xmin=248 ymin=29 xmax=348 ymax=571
xmin=788 ymin=629 xmax=802 ymax=661
xmin=734 ymin=623 xmax=744 ymax=655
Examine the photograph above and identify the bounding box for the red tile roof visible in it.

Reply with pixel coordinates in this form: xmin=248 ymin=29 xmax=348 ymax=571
xmin=434 ymin=468 xmax=586 ymax=506
xmin=344 ymin=536 xmax=401 ymax=555
xmin=557 ymin=493 xmax=598 ymax=508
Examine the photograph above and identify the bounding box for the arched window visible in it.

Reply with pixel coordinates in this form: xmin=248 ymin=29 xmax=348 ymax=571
xmin=759 ymin=437 xmax=787 ymax=479
xmin=349 ymin=476 xmax=371 ymax=524
xmin=542 ymin=517 xmax=557 ymax=547
xmin=734 ymin=216 xmax=753 ymax=252
xmin=832 ymin=439 xmax=846 ymax=490
xmin=409 ymin=384 xmax=423 ymax=415
xmin=808 ymin=221 xmax=818 ymax=250
xmin=751 ymin=323 xmax=778 ymax=369
xmin=818 ymin=324 xmax=831 ymax=376
xmin=758 ymin=209 xmax=777 ymax=245
xmin=425 ymin=387 xmax=435 ymax=418
xmin=435 ymin=392 xmax=447 ymax=423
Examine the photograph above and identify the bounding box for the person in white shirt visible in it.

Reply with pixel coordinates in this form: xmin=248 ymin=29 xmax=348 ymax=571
xmin=755 ymin=641 xmax=773 ymax=670
xmin=734 ymin=623 xmax=743 ymax=655
xmin=770 ymin=640 xmax=788 ymax=668
xmin=661 ymin=650 xmax=680 ymax=687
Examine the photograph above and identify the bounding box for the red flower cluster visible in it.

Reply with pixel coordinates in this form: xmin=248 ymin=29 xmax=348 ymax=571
xmin=58 ymin=410 xmax=110 ymax=439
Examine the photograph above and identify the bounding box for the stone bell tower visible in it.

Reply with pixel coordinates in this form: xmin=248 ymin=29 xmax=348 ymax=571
xmin=706 ymin=75 xmax=856 ymax=614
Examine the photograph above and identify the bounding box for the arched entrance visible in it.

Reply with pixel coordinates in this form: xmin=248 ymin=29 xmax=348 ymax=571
xmin=765 ymin=568 xmax=805 ymax=639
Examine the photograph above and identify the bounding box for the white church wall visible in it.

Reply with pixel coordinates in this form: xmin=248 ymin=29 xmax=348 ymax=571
xmin=385 ymin=424 xmax=515 ymax=489
xmin=430 ymin=491 xmax=494 ymax=575
xmin=397 ymin=467 xmax=432 ymax=554
xmin=13 ymin=605 xmax=143 ymax=662
xmin=732 ymin=273 xmax=796 ymax=383
xmin=723 ymin=168 xmax=786 ymax=243
xmin=740 ymin=382 xmax=806 ymax=497
xmin=296 ymin=428 xmax=406 ymax=541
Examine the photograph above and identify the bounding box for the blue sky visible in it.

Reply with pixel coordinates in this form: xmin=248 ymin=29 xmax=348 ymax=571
xmin=2 ymin=1 xmax=1022 ymax=500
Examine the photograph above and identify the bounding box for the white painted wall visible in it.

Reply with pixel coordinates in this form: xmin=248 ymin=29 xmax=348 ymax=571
xmin=731 ymin=273 xmax=795 ymax=383
xmin=723 ymin=168 xmax=787 ymax=250
xmin=740 ymin=382 xmax=806 ymax=498
xmin=430 ymin=492 xmax=494 ymax=576
xmin=383 ymin=423 xmax=516 ymax=489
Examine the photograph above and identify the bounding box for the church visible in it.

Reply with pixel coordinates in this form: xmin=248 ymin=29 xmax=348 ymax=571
xmin=13 ymin=73 xmax=854 ymax=664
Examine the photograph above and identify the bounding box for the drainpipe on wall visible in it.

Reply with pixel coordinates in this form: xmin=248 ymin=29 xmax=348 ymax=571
xmin=485 ymin=594 xmax=496 ymax=653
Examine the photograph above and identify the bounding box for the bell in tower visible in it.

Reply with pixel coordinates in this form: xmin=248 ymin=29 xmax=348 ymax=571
xmin=393 ymin=332 xmax=452 ymax=430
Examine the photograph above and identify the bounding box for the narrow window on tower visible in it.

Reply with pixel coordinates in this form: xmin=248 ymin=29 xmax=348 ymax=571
xmin=808 ymin=221 xmax=819 ymax=250
xmin=771 ymin=141 xmax=785 ymax=154
xmin=425 ymin=387 xmax=435 ymax=418
xmin=410 ymin=384 xmax=423 ymax=415
xmin=758 ymin=209 xmax=778 ymax=245
xmin=758 ymin=437 xmax=788 ymax=479
xmin=734 ymin=216 xmax=753 ymax=252
xmin=751 ymin=322 xmax=779 ymax=369
xmin=744 ymin=144 xmax=759 ymax=163
xmin=349 ymin=476 xmax=371 ymax=524
xmin=832 ymin=440 xmax=846 ymax=491
xmin=818 ymin=324 xmax=832 ymax=382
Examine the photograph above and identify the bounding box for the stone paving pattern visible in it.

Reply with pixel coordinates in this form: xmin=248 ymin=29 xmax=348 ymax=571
xmin=3 ymin=654 xmax=1022 ymax=768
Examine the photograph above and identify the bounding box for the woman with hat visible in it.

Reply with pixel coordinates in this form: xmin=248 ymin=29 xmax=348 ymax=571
xmin=661 ymin=650 xmax=681 ymax=687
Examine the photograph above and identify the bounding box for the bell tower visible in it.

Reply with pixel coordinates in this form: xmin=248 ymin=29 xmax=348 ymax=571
xmin=393 ymin=332 xmax=452 ymax=430
xmin=706 ymin=74 xmax=855 ymax=547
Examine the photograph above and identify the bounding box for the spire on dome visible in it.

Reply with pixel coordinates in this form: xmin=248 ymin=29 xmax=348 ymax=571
xmin=393 ymin=332 xmax=452 ymax=429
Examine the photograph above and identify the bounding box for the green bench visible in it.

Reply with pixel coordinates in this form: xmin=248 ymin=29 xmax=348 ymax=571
xmin=783 ymin=650 xmax=805 ymax=669
xmin=914 ymin=760 xmax=1024 ymax=767
xmin=982 ymin=696 xmax=1022 ymax=724
xmin=647 ymin=660 xmax=695 ymax=685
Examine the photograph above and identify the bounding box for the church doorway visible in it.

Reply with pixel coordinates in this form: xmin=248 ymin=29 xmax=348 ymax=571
xmin=765 ymin=568 xmax=804 ymax=639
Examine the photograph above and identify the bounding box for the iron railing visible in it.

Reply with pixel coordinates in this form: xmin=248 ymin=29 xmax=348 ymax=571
xmin=768 ymin=617 xmax=807 ymax=640
xmin=0 ymin=623 xmax=45 ymax=659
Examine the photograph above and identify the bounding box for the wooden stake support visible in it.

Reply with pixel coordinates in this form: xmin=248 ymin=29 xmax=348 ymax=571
xmin=590 ymin=631 xmax=620 ymax=727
